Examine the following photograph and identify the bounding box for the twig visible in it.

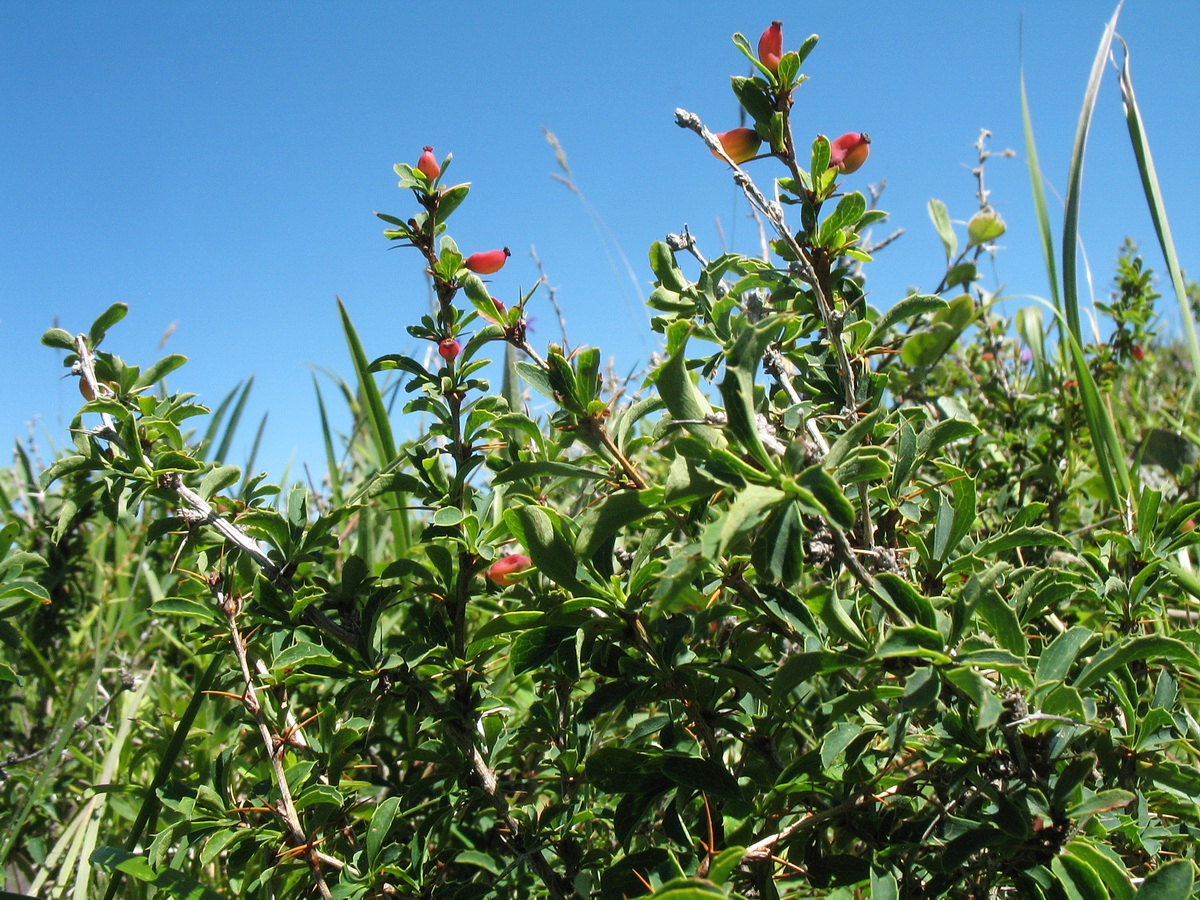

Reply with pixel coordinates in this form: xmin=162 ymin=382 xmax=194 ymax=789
xmin=217 ymin=586 xmax=334 ymax=900
xmin=530 ymin=246 xmax=570 ymax=348
xmin=674 ymin=108 xmax=859 ymax=415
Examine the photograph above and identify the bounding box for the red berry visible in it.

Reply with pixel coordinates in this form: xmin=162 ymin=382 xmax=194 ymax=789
xmin=1131 ymin=344 xmax=1145 ymax=362
xmin=828 ymin=132 xmax=871 ymax=174
xmin=438 ymin=338 xmax=460 ymax=360
xmin=487 ymin=554 xmax=532 ymax=586
xmin=758 ymin=21 xmax=782 ymax=74
xmin=417 ymin=145 xmax=440 ymax=180
xmin=464 ymin=248 xmax=511 ymax=275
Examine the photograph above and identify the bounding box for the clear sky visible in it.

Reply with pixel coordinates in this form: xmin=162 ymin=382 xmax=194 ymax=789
xmin=4 ymin=2 xmax=1198 ymax=482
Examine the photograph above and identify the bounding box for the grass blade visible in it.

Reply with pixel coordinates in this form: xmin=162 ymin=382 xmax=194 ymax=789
xmin=1061 ymin=2 xmax=1122 ymax=344
xmin=202 ymin=376 xmax=253 ymax=465
xmin=1115 ymin=38 xmax=1200 ymax=398
xmin=336 ymin=297 xmax=410 ymax=552
xmin=313 ymin=374 xmax=344 ymax=504
xmin=1020 ymin=66 xmax=1062 ymax=324
xmin=1040 ymin=300 xmax=1134 ymax=514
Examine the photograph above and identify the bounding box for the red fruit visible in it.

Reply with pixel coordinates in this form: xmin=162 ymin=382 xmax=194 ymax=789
xmin=758 ymin=21 xmax=783 ymax=74
xmin=1131 ymin=344 xmax=1145 ymax=362
xmin=417 ymin=146 xmax=440 ymax=180
xmin=438 ymin=338 xmax=460 ymax=360
xmin=464 ymin=247 xmax=511 ymax=275
xmin=712 ymin=128 xmax=762 ymax=164
xmin=828 ymin=132 xmax=871 ymax=174
xmin=487 ymin=553 xmax=532 ymax=586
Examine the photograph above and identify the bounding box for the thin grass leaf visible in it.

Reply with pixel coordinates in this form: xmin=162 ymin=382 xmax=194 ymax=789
xmin=1061 ymin=3 xmax=1122 ymax=344
xmin=103 ymin=654 xmax=223 ymax=900
xmin=238 ymin=411 xmax=268 ymax=498
xmin=1040 ymin=300 xmax=1134 ymax=512
xmin=205 ymin=376 xmax=254 ymax=465
xmin=1020 ymin=67 xmax=1062 ymax=328
xmin=1115 ymin=39 xmax=1200 ymax=400
xmin=313 ymin=375 xmax=343 ymax=504
xmin=337 ymin=297 xmax=410 ymax=553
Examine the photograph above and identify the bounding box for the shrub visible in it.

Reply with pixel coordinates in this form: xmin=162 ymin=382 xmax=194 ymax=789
xmin=4 ymin=8 xmax=1200 ymax=899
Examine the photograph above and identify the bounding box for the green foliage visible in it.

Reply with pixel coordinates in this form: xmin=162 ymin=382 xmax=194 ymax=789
xmin=5 ymin=8 xmax=1200 ymax=899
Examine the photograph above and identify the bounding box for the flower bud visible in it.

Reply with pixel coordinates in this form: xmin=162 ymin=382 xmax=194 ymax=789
xmin=417 ymin=146 xmax=440 ymax=180
xmin=758 ymin=21 xmax=783 ymax=74
xmin=464 ymin=248 xmax=511 ymax=275
xmin=438 ymin=338 xmax=460 ymax=360
xmin=487 ymin=553 xmax=532 ymax=586
xmin=712 ymin=128 xmax=762 ymax=164
xmin=828 ymin=132 xmax=871 ymax=174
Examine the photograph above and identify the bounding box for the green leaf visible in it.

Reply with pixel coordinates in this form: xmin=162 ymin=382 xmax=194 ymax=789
xmin=152 ymin=597 xmax=221 ymax=624
xmin=974 ymin=526 xmax=1070 ymax=560
xmin=931 ymin=462 xmax=975 ymax=567
xmin=1074 ymin=635 xmax=1200 ymax=691
xmin=811 ymin=135 xmax=831 ymax=181
xmin=719 ymin=322 xmax=784 ymax=469
xmin=1065 ymin=838 xmax=1135 ymax=900
xmin=437 ymin=182 xmax=470 ymax=220
xmin=41 ymin=327 xmax=76 ymax=351
xmin=874 ymin=624 xmax=949 ymax=662
xmin=338 ymin=297 xmax=409 ymax=552
xmin=492 ymin=460 xmax=609 ymax=485
xmin=864 ymin=294 xmax=947 ymax=349
xmin=797 ymin=464 xmax=856 ymax=529
xmin=1118 ymin=42 xmax=1200 ymax=395
xmin=88 ymin=302 xmax=129 ymax=348
xmin=817 ymin=191 xmax=866 ymax=249
xmin=730 ymin=76 xmax=774 ymax=127
xmin=198 ymin=464 xmax=241 ymax=500
xmin=90 ymin=847 xmax=224 ymax=900
xmin=506 ymin=505 xmax=585 ymax=591
xmin=1136 ymin=860 xmax=1194 ymax=900
xmin=1052 ymin=851 xmax=1108 ymax=900
xmin=928 ymin=198 xmax=957 ymax=261
xmin=917 ymin=418 xmax=980 ymax=460
xmin=575 ymin=489 xmax=661 ymax=559
xmin=708 ymin=846 xmax=746 ymax=886
xmin=516 ymin=360 xmax=558 ymax=404
xmin=945 ymin=666 xmax=1003 ymax=729
xmin=871 ymin=868 xmax=900 ymax=900
xmin=272 ymin=640 xmax=349 ymax=676
xmin=134 ymin=354 xmax=188 ymax=390
xmin=1037 ymin=626 xmax=1095 ymax=685
xmin=1061 ymin=4 xmax=1122 ymax=345
xmin=649 ymin=241 xmax=688 ymax=292
xmin=1067 ymin=789 xmax=1135 ymax=819
xmin=648 ymin=881 xmax=727 ymax=899
xmin=432 ymin=506 xmax=466 ymax=527
xmin=659 ymin=755 xmax=741 ymax=800
xmin=876 ymin=573 xmax=936 ymax=631
xmin=705 ymin=485 xmax=786 ymax=561
xmin=1021 ymin=65 xmax=1063 ymax=324
xmin=511 ymin=626 xmax=573 ymax=674
xmin=975 ymin=586 xmax=1026 ymax=657
xmin=967 ymin=209 xmax=1006 ymax=246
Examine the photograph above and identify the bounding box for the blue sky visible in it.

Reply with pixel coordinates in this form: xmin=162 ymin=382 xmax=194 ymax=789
xmin=4 ymin=2 xmax=1198 ymax=482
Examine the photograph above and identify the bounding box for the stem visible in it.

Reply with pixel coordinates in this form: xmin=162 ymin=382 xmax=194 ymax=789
xmin=674 ymin=109 xmax=859 ymax=415
xmin=218 ymin=586 xmax=334 ymax=900
xmin=595 ymin=424 xmax=649 ymax=490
